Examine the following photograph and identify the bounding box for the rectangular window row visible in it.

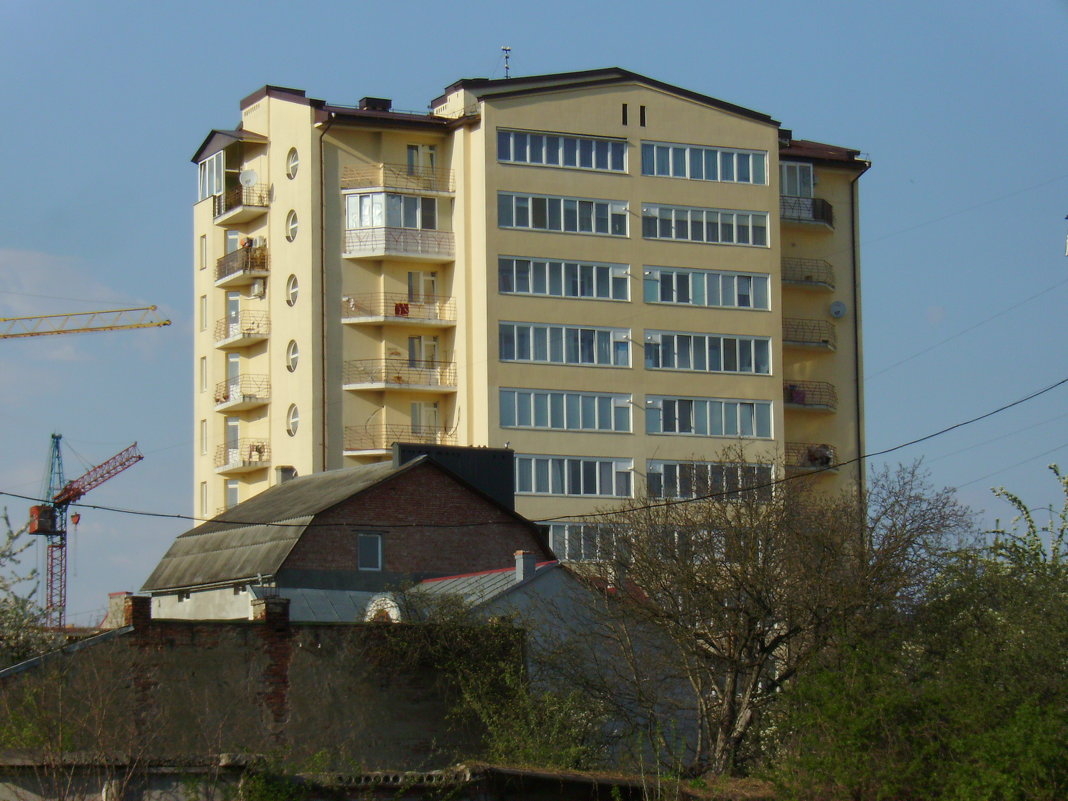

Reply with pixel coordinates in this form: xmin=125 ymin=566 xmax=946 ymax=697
xmin=499 ymin=257 xmax=629 ymax=301
xmin=544 ymin=523 xmax=614 ymax=561
xmin=500 ymin=389 xmax=631 ymax=432
xmin=645 ymin=332 xmax=770 ymax=374
xmin=345 ymin=192 xmax=437 ymax=230
xmin=641 ymin=204 xmax=768 ymax=247
xmin=499 ymin=322 xmax=630 ymax=367
xmin=515 ymin=455 xmax=633 ymax=497
xmin=646 ymin=397 xmax=772 ymax=438
xmin=498 ymin=193 xmax=628 ymax=236
xmin=641 ymin=142 xmax=767 ymax=185
xmin=498 ymin=129 xmax=626 ymax=172
xmin=647 ymin=461 xmax=773 ymax=501
xmin=644 ymin=267 xmax=770 ymax=310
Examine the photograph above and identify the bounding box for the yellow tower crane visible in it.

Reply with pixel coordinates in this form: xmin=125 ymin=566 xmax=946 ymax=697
xmin=0 ymin=306 xmax=171 ymax=339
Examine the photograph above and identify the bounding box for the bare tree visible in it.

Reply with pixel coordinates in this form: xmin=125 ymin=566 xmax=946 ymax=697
xmin=1 ymin=510 xmax=56 ymax=669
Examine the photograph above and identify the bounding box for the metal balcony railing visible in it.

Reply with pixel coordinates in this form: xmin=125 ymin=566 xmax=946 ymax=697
xmin=783 ymin=318 xmax=837 ymax=350
xmin=344 ymin=424 xmax=457 ymax=452
xmin=214 ymin=375 xmax=270 ymax=406
xmin=780 ymin=195 xmax=834 ymax=227
xmin=340 ymin=163 xmax=455 ymax=193
xmin=343 ymin=227 xmax=454 ymax=260
xmin=781 ymin=257 xmax=835 ymax=289
xmin=214 ymin=311 xmax=270 ymax=343
xmin=215 ymin=246 xmax=269 ymax=282
xmin=783 ymin=380 xmax=838 ymax=410
xmin=785 ymin=442 xmax=837 ymax=470
xmin=214 ymin=438 xmax=271 ymax=470
xmin=213 ymin=185 xmax=270 ymax=218
xmin=341 ymin=292 xmax=456 ymax=323
xmin=342 ymin=358 xmax=456 ymax=389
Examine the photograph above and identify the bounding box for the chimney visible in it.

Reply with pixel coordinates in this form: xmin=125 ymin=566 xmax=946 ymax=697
xmin=123 ymin=594 xmax=152 ymax=629
xmin=514 ymin=550 xmax=536 ymax=583
xmin=251 ymin=596 xmax=291 ymax=630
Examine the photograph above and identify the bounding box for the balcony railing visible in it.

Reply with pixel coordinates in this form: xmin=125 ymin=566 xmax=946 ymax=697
xmin=783 ymin=380 xmax=838 ymax=410
xmin=781 ymin=257 xmax=835 ymax=289
xmin=214 ymin=311 xmax=270 ymax=345
xmin=343 ymin=227 xmax=454 ymax=261
xmin=215 ymin=246 xmax=269 ymax=284
xmin=213 ymin=185 xmax=270 ymax=219
xmin=341 ymin=292 xmax=456 ymax=324
xmin=344 ymin=424 xmax=457 ymax=452
xmin=214 ymin=375 xmax=270 ymax=408
xmin=214 ymin=438 xmax=271 ymax=472
xmin=785 ymin=442 xmax=837 ymax=471
xmin=783 ymin=318 xmax=837 ymax=350
xmin=342 ymin=358 xmax=457 ymax=390
xmin=340 ymin=163 xmax=455 ymax=193
xmin=780 ymin=195 xmax=834 ymax=227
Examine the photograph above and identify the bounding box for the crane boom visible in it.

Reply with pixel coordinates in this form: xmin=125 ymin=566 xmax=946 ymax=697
xmin=53 ymin=443 xmax=143 ymax=505
xmin=0 ymin=306 xmax=171 ymax=339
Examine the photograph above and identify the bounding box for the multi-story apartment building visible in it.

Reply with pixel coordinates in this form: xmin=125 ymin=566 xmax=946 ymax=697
xmin=191 ymin=68 xmax=868 ymax=556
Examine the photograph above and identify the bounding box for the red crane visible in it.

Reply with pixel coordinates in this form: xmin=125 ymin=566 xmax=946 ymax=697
xmin=28 ymin=435 xmax=144 ymax=628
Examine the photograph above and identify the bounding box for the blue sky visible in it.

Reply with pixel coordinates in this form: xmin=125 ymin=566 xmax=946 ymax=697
xmin=1 ymin=0 xmax=1065 ymax=624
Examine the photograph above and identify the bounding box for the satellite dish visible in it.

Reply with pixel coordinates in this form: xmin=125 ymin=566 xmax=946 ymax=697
xmin=239 ymin=169 xmax=258 ymax=188
xmin=829 ymin=300 xmax=848 ymax=319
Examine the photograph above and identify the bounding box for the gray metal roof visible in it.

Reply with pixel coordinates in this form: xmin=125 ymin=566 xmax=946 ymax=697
xmin=141 ymin=460 xmax=417 ymax=592
xmin=249 ymin=586 xmax=379 ymax=623
xmin=416 ymin=562 xmax=557 ymax=607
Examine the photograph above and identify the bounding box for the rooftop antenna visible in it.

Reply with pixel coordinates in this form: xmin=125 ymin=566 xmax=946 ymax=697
xmin=502 ymin=46 xmax=512 ymax=79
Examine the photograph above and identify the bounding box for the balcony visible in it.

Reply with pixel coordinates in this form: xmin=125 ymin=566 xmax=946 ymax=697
xmin=341 ymin=293 xmax=456 ymax=327
xmin=215 ymin=438 xmax=271 ymax=474
xmin=780 ymin=195 xmax=834 ymax=228
xmin=781 ymin=257 xmax=835 ymax=290
xmin=214 ymin=375 xmax=270 ymax=411
xmin=343 ymin=424 xmax=456 ymax=456
xmin=342 ymin=359 xmax=457 ymax=394
xmin=341 ymin=163 xmax=455 ymax=194
xmin=215 ymin=246 xmax=269 ymax=288
xmin=785 ymin=442 xmax=837 ymax=474
xmin=783 ymin=380 xmax=838 ymax=411
xmin=783 ymin=318 xmax=836 ymax=350
xmin=213 ymin=185 xmax=270 ymax=224
xmin=214 ymin=312 xmax=270 ymax=348
xmin=343 ymin=228 xmax=454 ymax=263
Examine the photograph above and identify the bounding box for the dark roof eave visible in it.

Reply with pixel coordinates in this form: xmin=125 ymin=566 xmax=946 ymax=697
xmin=781 ymin=138 xmax=870 ymax=172
xmin=190 ymin=128 xmax=269 ymax=164
xmin=319 ymin=106 xmax=475 ymax=132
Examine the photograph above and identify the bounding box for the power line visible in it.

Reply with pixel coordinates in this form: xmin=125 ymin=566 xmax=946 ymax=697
xmin=954 ymin=441 xmax=1068 ymax=491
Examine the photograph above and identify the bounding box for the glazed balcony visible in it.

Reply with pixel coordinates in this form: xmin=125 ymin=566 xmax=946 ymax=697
xmin=214 ymin=375 xmax=270 ymax=411
xmin=783 ymin=318 xmax=837 ymax=350
xmin=781 ymin=257 xmax=835 ymax=290
xmin=342 ymin=228 xmax=454 ymax=263
xmin=215 ymin=246 xmax=269 ymax=288
xmin=341 ymin=293 xmax=456 ymax=327
xmin=215 ymin=438 xmax=271 ymax=474
xmin=213 ymin=185 xmax=270 ymax=224
xmin=783 ymin=380 xmax=838 ymax=411
xmin=780 ymin=195 xmax=834 ymax=228
xmin=342 ymin=359 xmax=457 ymax=394
xmin=343 ymin=424 xmax=456 ymax=455
xmin=214 ymin=312 xmax=270 ymax=348
xmin=785 ymin=442 xmax=837 ymax=473
xmin=340 ymin=163 xmax=455 ymax=194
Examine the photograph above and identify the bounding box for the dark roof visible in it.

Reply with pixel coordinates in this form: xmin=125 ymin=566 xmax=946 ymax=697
xmin=431 ymin=67 xmax=779 ymax=127
xmin=417 ymin=561 xmax=558 ymax=607
xmin=781 ymin=138 xmax=870 ymax=169
xmin=190 ymin=128 xmax=268 ymax=164
xmin=249 ymin=586 xmax=379 ymax=622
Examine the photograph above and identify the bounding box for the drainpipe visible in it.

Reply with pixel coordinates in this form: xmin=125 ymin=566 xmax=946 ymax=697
xmin=318 ymin=112 xmax=336 ymax=472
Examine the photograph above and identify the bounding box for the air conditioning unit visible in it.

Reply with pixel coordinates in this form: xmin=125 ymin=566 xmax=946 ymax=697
xmin=250 ymin=279 xmax=266 ymax=299
xmin=252 ymin=236 xmax=267 ymax=247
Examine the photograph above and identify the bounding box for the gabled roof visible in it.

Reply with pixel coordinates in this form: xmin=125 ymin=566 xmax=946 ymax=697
xmin=190 ymin=128 xmax=268 ymax=164
xmin=416 ymin=561 xmax=558 ymax=608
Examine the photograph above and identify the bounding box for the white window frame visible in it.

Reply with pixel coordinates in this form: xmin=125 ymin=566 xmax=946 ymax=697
xmin=285 ymin=210 xmax=299 ymax=242
xmin=499 ymin=322 xmax=631 ymax=367
xmin=199 ymin=357 xmax=207 ymax=392
xmin=285 ymin=340 xmax=299 ymax=372
xmin=641 ymin=203 xmax=768 ymax=247
xmin=497 ymin=129 xmax=627 ymax=173
xmin=646 ymin=461 xmax=773 ymax=501
xmin=285 ymin=148 xmax=300 ymax=179
xmin=498 ymin=192 xmax=628 ymax=237
xmin=515 ymin=455 xmax=633 ymax=498
xmin=198 ymin=152 xmax=224 ymax=201
xmin=646 ymin=396 xmax=773 ymax=439
xmin=640 ymin=141 xmax=767 ymax=185
xmin=498 ymin=257 xmax=630 ymax=301
xmin=199 ymin=419 xmax=207 ymax=455
xmin=781 ymin=161 xmax=814 ymax=198
xmin=357 ymin=532 xmax=383 ymax=571
xmin=344 ymin=192 xmax=437 ymax=231
xmin=544 ymin=523 xmax=615 ymax=562
xmin=644 ymin=330 xmax=771 ymax=375
xmin=500 ymin=388 xmax=631 ymax=433
xmin=286 ymin=404 xmax=300 ymax=437
xmin=285 ymin=275 xmax=299 ymax=306
xmin=643 ymin=267 xmax=769 ymax=310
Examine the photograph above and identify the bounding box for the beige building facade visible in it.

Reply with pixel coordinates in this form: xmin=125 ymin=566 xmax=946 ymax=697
xmin=191 ymin=68 xmax=868 ymax=557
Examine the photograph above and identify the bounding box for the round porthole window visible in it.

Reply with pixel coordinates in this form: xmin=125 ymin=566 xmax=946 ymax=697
xmin=286 ymin=340 xmax=300 ymax=372
xmin=285 ymin=275 xmax=299 ymax=306
xmin=286 ymin=404 xmax=300 ymax=436
xmin=285 ymin=210 xmax=299 ymax=242
xmin=285 ymin=148 xmax=299 ymax=179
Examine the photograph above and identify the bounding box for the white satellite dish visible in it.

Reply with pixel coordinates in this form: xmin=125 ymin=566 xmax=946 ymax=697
xmin=829 ymin=300 xmax=848 ymax=319
xmin=239 ymin=169 xmax=258 ymax=188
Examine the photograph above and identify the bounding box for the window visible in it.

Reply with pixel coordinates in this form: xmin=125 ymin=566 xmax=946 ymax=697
xmin=515 ymin=455 xmax=632 ymax=497
xmin=285 ymin=340 xmax=299 ymax=372
xmin=545 ymin=523 xmax=614 ymax=561
xmin=641 ymin=203 xmax=768 ymax=247
xmin=286 ymin=404 xmax=300 ymax=436
xmin=644 ymin=331 xmax=771 ymax=375
xmin=499 ymin=322 xmax=631 ymax=367
xmin=641 ymin=142 xmax=767 ymax=185
xmin=197 ymin=151 xmax=224 ymax=201
xmin=225 ymin=479 xmax=239 ymax=509
xmin=199 ymin=295 xmax=207 ymax=330
xmin=643 ymin=267 xmax=769 ymax=309
xmin=407 ymin=144 xmax=436 ymax=173
xmin=199 ymin=357 xmax=207 ymax=392
xmin=781 ymin=162 xmax=814 ymax=197
xmin=621 ymin=104 xmax=628 ymax=125
xmin=498 ymin=257 xmax=629 ymax=301
xmin=345 ymin=193 xmax=437 ymax=230
xmin=498 ymin=193 xmax=628 ymax=237
xmin=407 ymin=270 xmax=437 ymax=302
xmin=497 ymin=129 xmax=626 ymax=172
xmin=500 ymin=389 xmax=631 ymax=432
xmin=285 ymin=148 xmax=299 ymax=179
xmin=646 ymin=397 xmax=772 ymax=438
xmin=411 ymin=401 xmax=440 ymax=432
xmin=200 ymin=419 xmax=207 ymax=455
xmin=277 ymin=466 xmax=298 ymax=483
xmin=225 ymin=230 xmax=240 ymax=254
xmin=199 ymin=481 xmax=207 ymax=516
xmin=646 ymin=461 xmax=773 ymax=501
xmin=408 ymin=335 xmax=439 ymax=366
xmin=358 ymin=533 xmax=382 ymax=571
xmin=199 ymin=235 xmax=207 ymax=270
xmin=285 ymin=210 xmax=299 ymax=241
xmin=639 ymin=105 xmax=646 ymax=127
xmin=285 ymin=275 xmax=299 ymax=306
